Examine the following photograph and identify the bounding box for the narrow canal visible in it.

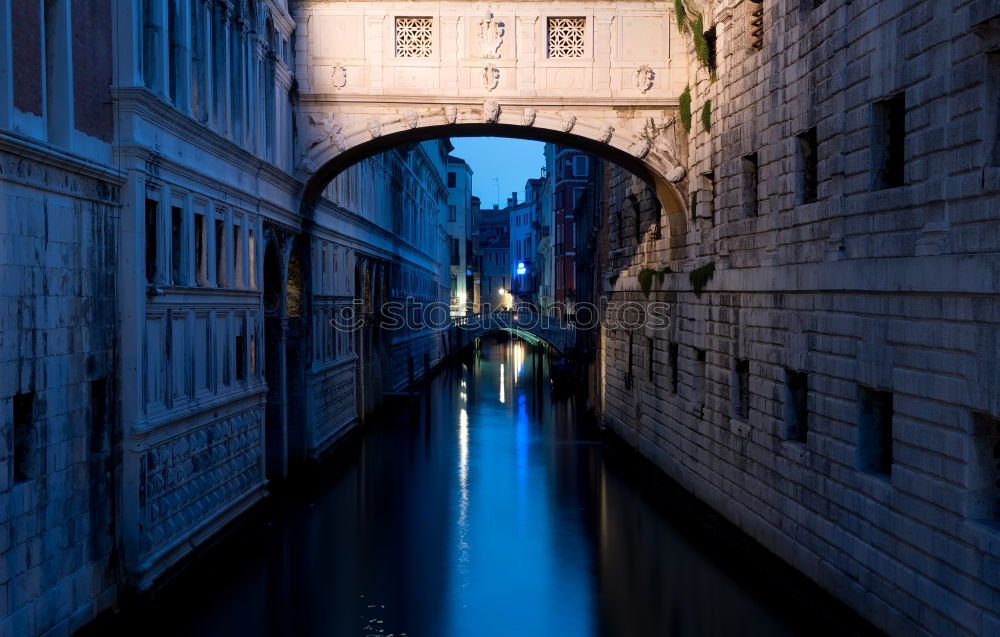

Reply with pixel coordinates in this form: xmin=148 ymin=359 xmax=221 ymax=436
xmin=95 ymin=335 xmax=876 ymax=637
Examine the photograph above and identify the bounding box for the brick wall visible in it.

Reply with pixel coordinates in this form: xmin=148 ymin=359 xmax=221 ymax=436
xmin=597 ymin=1 xmax=1000 ymax=634
xmin=0 ymin=148 xmax=121 ymax=634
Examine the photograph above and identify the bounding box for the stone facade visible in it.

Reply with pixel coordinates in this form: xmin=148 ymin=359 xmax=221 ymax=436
xmin=597 ymin=1 xmax=1000 ymax=635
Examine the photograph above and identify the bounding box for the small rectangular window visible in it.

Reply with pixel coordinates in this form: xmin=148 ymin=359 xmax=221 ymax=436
xmin=704 ymin=25 xmax=717 ymax=72
xmin=194 ymin=213 xmax=207 ymax=286
xmin=572 ymin=156 xmax=588 ymax=177
xmin=447 ymin=172 xmax=457 ymax=188
xmin=232 ymin=224 xmax=242 ymax=288
xmin=796 ymin=128 xmax=818 ymax=204
xmin=732 ymin=359 xmax=750 ymax=420
xmin=742 ymin=153 xmax=759 ymax=217
xmin=647 ymin=337 xmax=655 ymax=382
xmin=547 ymin=17 xmax=586 ymax=58
xmin=215 ymin=218 xmax=226 ymax=287
xmin=856 ymin=386 xmax=893 ymax=475
xmin=90 ymin=378 xmax=108 ymax=454
xmin=669 ymin=342 xmax=679 ymax=394
xmin=871 ymin=94 xmax=906 ymax=190
xmin=13 ymin=391 xmax=37 ymax=483
xmin=395 ymin=17 xmax=433 ymax=58
xmin=236 ymin=314 xmax=247 ymax=381
xmin=694 ymin=348 xmax=706 ymax=416
xmin=171 ymin=206 xmax=183 ymax=285
xmin=969 ymin=412 xmax=1000 ymax=520
xmin=701 ymin=171 xmax=715 ymax=222
xmin=248 ymin=228 xmax=256 ymax=290
xmin=448 ymin=205 xmax=457 ymax=222
xmin=145 ymin=198 xmax=158 ymax=283
xmin=784 ymin=370 xmax=808 ymax=442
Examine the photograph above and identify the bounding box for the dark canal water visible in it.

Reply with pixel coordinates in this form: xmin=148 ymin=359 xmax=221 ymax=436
xmin=97 ymin=336 xmax=876 ymax=637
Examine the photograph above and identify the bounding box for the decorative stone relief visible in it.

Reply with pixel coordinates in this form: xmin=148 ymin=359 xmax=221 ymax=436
xmin=666 ymin=165 xmax=687 ymax=183
xmin=445 ymin=105 xmax=458 ymax=124
xmin=478 ymin=10 xmax=504 ymax=59
xmin=483 ymin=100 xmax=501 ymax=123
xmin=481 ymin=64 xmax=500 ymax=91
xmin=139 ymin=408 xmax=263 ymax=552
xmin=599 ymin=123 xmax=615 ymax=143
xmin=308 ymin=113 xmax=347 ymax=152
xmin=367 ymin=119 xmax=382 ymax=138
xmin=633 ymin=65 xmax=655 ymax=93
xmin=331 ymin=63 xmax=347 ymax=89
xmin=561 ymin=113 xmax=577 ymax=133
xmin=630 ymin=137 xmax=652 ymax=159
xmin=522 ymin=108 xmax=536 ymax=126
xmin=404 ymin=110 xmax=419 ymax=129
xmin=299 ymin=158 xmax=318 ymax=174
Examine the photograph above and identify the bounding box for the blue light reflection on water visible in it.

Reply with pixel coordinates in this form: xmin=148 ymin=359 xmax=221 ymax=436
xmin=97 ymin=334 xmax=858 ymax=637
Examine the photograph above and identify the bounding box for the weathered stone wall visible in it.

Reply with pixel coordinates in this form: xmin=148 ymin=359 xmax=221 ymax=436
xmin=598 ymin=1 xmax=1000 ymax=635
xmin=0 ymin=143 xmax=121 ymax=634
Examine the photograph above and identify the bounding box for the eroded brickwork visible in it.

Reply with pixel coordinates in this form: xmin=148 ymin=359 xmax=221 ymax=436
xmin=0 ymin=147 xmax=120 ymax=634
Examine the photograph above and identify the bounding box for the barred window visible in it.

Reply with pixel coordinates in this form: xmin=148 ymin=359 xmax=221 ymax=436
xmin=547 ymin=17 xmax=585 ymax=58
xmin=395 ymin=17 xmax=433 ymax=58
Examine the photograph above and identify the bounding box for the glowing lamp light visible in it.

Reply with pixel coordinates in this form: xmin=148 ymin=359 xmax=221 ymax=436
xmin=516 ymin=261 xmax=527 ymax=275
xmin=498 ymin=288 xmax=506 ymax=295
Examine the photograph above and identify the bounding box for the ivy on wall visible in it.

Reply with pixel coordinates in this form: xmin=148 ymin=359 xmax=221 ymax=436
xmin=679 ymin=86 xmax=692 ymax=132
xmin=638 ymin=267 xmax=674 ymax=298
xmin=674 ymin=0 xmax=688 ymax=33
xmin=701 ymin=100 xmax=712 ymax=132
xmin=689 ymin=262 xmax=715 ymax=297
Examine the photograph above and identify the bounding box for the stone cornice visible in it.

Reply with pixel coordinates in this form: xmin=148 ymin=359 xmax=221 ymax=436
xmin=112 ymin=86 xmax=302 ymax=192
xmin=0 ymin=130 xmax=126 ymax=190
xmin=299 ymin=94 xmax=679 ymax=109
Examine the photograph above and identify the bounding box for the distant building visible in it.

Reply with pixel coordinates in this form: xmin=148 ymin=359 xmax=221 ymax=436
xmin=478 ymin=204 xmax=510 ymax=310
xmin=544 ymin=144 xmax=594 ymax=314
xmin=445 ymin=155 xmax=475 ymax=315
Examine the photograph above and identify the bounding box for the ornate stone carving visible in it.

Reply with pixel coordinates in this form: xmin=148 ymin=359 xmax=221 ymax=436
xmin=599 ymin=123 xmax=615 ymax=143
xmin=404 ymin=110 xmax=419 ymax=129
xmin=478 ymin=10 xmax=504 ymax=59
xmin=299 ymin=158 xmax=318 ymax=174
xmin=481 ymin=64 xmax=500 ymax=91
xmin=331 ymin=63 xmax=347 ymax=89
xmin=666 ymin=165 xmax=687 ymax=183
xmin=367 ymin=119 xmax=382 ymax=138
xmin=140 ymin=408 xmax=263 ymax=552
xmin=630 ymin=137 xmax=652 ymax=159
xmin=308 ymin=113 xmax=347 ymax=152
xmin=522 ymin=108 xmax=536 ymax=127
xmin=483 ymin=100 xmax=501 ymax=124
xmin=561 ymin=113 xmax=577 ymax=133
xmin=633 ymin=64 xmax=655 ymax=93
xmin=445 ymin=105 xmax=458 ymax=124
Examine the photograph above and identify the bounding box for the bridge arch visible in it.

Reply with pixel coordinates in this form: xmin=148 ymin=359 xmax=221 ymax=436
xmin=293 ymin=1 xmax=692 ymax=246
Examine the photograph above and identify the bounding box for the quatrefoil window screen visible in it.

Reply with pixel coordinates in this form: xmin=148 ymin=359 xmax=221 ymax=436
xmin=395 ymin=17 xmax=434 ymax=58
xmin=547 ymin=17 xmax=586 ymax=58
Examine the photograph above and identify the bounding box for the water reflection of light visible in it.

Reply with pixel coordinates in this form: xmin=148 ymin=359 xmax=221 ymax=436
xmin=499 ymin=363 xmax=505 ymax=403
xmin=513 ymin=341 xmax=525 ymax=385
xmin=457 ymin=408 xmax=469 ymax=571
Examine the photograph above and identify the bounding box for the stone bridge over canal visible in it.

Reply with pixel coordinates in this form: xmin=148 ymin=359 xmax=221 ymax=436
xmin=450 ymin=310 xmax=577 ymax=353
